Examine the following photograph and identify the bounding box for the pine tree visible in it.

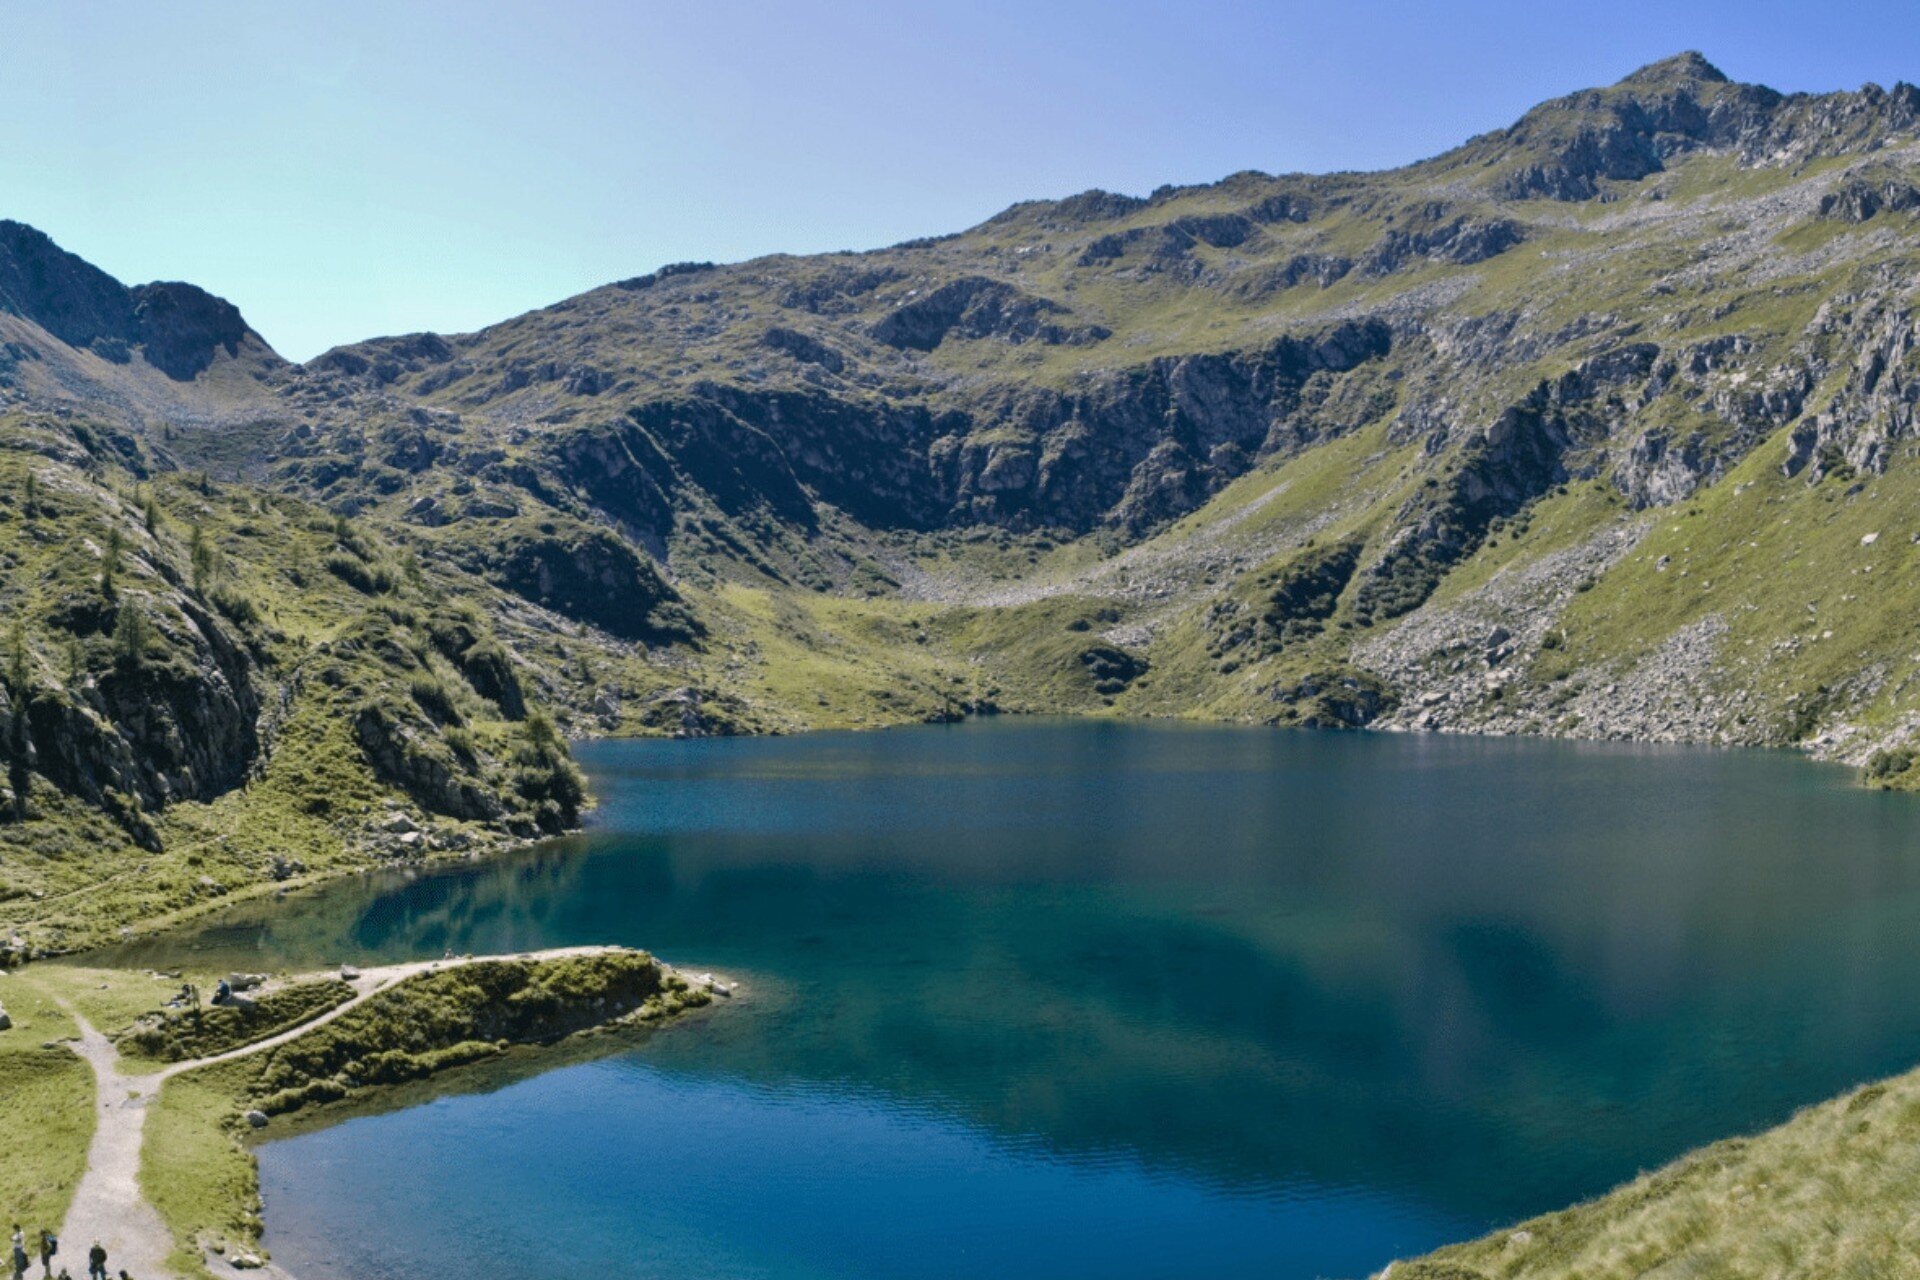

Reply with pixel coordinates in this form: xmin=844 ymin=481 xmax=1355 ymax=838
xmin=21 ymin=471 xmax=38 ymax=519
xmin=190 ymin=523 xmax=215 ymax=592
xmin=5 ymin=624 xmax=28 ymax=695
xmin=102 ymin=526 xmax=125 ymax=599
xmin=112 ymin=606 xmax=151 ymax=672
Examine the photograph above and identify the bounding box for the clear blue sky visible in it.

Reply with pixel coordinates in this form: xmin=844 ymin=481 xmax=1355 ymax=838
xmin=4 ymin=1 xmax=1916 ymax=360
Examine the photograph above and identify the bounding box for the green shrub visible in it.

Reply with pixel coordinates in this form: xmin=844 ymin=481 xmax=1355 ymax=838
xmin=121 ymin=980 xmax=356 ymax=1064
xmin=323 ymin=552 xmax=397 ymax=595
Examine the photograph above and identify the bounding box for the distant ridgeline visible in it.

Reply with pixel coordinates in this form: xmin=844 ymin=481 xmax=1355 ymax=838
xmin=9 ymin=51 xmax=1920 ymax=945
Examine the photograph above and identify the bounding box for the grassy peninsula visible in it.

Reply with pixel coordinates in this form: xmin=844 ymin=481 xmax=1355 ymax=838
xmin=0 ymin=949 xmax=720 ymax=1280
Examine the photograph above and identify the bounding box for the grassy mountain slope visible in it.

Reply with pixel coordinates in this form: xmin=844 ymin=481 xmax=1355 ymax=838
xmin=0 ymin=416 xmax=596 ymax=953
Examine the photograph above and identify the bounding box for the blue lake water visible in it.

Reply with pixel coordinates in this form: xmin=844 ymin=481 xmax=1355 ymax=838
xmin=127 ymin=720 xmax=1920 ymax=1278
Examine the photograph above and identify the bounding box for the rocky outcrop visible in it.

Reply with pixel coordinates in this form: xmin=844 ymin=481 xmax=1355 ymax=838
xmin=0 ymin=221 xmax=270 ymax=381
xmin=246 ymin=952 xmax=708 ymax=1119
xmin=871 ymin=277 xmax=1108 ymax=351
xmin=937 ymin=320 xmax=1395 ymax=533
xmin=1358 ymin=210 xmax=1526 ymax=275
xmin=448 ymin=519 xmax=701 ymax=646
xmin=2 ymin=592 xmax=261 ymax=843
xmin=1784 ymin=293 xmax=1920 ymax=479
xmin=761 ymin=326 xmax=846 ymax=373
xmin=525 ymin=320 xmax=1393 ymax=556
xmin=1818 ymin=166 xmax=1920 ymax=222
xmin=351 ymin=699 xmax=503 ymax=825
xmin=1357 ymin=345 xmax=1659 ymax=622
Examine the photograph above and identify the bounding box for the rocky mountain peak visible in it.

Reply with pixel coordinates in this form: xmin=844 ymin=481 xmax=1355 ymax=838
xmin=0 ymin=219 xmax=274 ymax=383
xmin=0 ymin=219 xmax=142 ymax=352
xmin=1615 ymin=51 xmax=1731 ymax=90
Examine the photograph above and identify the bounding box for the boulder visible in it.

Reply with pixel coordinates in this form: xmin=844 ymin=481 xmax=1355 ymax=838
xmin=244 ymin=1110 xmax=269 ymax=1129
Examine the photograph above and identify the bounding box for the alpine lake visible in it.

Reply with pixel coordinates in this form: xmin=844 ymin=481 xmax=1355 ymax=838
xmin=109 ymin=719 xmax=1920 ymax=1280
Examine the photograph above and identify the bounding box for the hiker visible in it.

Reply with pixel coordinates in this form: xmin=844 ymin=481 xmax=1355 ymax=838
xmin=36 ymin=1229 xmax=54 ymax=1279
xmin=84 ymin=1242 xmax=104 ymax=1280
xmin=213 ymin=978 xmax=232 ymax=1006
xmin=11 ymin=1226 xmax=27 ymax=1280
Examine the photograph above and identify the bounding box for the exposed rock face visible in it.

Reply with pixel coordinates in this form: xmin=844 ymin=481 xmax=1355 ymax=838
xmin=128 ymin=282 xmax=254 ymax=380
xmin=0 ymin=221 xmax=268 ymax=381
xmin=450 ymin=520 xmax=701 ymax=646
xmin=1356 ymin=345 xmax=1661 ymax=623
xmin=1785 ymin=294 xmax=1920 ymax=479
xmin=1818 ymin=167 xmax=1920 ymax=222
xmin=870 ymin=277 xmax=1107 ymax=351
xmin=518 ymin=320 xmax=1391 ymax=548
xmin=761 ymin=326 xmax=846 ymax=373
xmin=0 ymin=221 xmax=140 ymax=353
xmin=352 ymin=700 xmax=502 ymax=824
xmin=3 ymin=590 xmax=261 ymax=843
xmin=1358 ymin=209 xmax=1526 ymax=275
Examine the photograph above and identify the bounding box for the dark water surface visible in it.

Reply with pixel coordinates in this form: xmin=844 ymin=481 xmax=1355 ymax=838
xmin=122 ymin=721 xmax=1920 ymax=1279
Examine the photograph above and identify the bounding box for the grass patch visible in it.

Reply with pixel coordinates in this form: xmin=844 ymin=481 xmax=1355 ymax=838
xmin=0 ymin=970 xmax=92 ymax=1231
xmin=1404 ymin=1062 xmax=1920 ymax=1278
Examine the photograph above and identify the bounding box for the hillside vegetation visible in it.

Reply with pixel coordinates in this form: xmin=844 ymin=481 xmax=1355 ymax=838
xmin=1396 ymin=1060 xmax=1920 ymax=1279
xmin=8 ymin=53 xmax=1920 ymax=951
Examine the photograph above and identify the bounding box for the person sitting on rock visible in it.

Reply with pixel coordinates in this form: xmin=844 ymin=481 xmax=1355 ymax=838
xmin=213 ymin=978 xmax=232 ymax=1006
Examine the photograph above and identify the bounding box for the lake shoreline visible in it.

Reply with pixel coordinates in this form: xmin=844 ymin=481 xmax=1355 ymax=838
xmin=14 ymin=712 xmax=1871 ymax=971
xmin=15 ymin=720 xmax=1920 ymax=1280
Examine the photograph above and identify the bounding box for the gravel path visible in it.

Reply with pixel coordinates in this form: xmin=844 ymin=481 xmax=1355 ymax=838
xmin=54 ymin=946 xmax=630 ymax=1280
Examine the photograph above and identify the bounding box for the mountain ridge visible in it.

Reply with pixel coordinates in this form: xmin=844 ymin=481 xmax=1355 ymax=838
xmin=11 ymin=50 xmax=1920 ymax=949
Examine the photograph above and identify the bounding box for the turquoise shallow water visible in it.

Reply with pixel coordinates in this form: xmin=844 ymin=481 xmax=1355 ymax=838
xmin=124 ymin=721 xmax=1920 ymax=1278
